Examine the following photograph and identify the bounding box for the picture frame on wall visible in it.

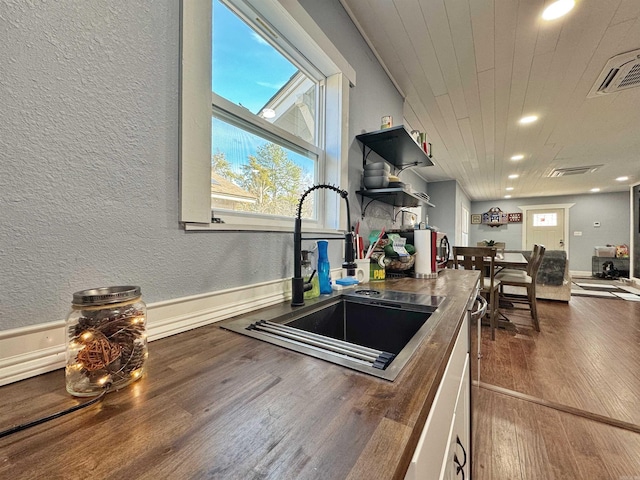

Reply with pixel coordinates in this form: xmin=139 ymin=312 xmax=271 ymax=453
xmin=471 ymin=214 xmax=482 ymax=224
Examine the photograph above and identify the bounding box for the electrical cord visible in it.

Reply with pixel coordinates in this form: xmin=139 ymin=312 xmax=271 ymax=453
xmin=0 ymin=383 xmax=111 ymax=439
xmin=393 ymin=208 xmax=416 ymax=223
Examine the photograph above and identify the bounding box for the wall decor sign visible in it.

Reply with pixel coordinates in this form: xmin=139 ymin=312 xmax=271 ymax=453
xmin=508 ymin=212 xmax=522 ymax=223
xmin=482 ymin=207 xmax=508 ymax=227
xmin=471 ymin=214 xmax=482 ymax=224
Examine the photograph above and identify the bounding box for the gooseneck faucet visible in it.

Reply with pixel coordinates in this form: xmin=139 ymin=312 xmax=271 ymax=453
xmin=292 ymin=184 xmax=356 ymax=306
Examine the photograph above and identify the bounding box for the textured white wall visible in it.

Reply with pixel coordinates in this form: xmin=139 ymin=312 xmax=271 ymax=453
xmin=0 ymin=1 xmax=292 ymax=330
xmin=0 ymin=0 xmax=404 ymax=332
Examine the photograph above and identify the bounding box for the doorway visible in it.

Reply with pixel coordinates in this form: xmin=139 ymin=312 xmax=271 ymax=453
xmin=519 ymin=203 xmax=574 ymax=252
xmin=526 ymin=208 xmax=565 ymax=250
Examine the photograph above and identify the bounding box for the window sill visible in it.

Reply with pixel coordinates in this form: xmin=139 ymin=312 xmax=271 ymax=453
xmin=183 ymin=222 xmax=345 ymax=236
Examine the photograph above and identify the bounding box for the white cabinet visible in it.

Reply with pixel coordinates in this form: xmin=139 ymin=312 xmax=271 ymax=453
xmin=442 ymin=356 xmax=470 ymax=479
xmin=405 ymin=315 xmax=470 ymax=480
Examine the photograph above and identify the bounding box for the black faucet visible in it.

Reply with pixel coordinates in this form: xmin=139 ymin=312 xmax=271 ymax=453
xmin=292 ymin=184 xmax=356 ymax=306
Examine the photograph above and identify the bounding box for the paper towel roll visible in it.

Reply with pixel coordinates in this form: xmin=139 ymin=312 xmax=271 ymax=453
xmin=413 ymin=229 xmax=433 ymax=276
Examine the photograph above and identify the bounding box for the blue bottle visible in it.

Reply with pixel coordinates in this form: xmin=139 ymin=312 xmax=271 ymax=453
xmin=317 ymin=240 xmax=332 ymax=294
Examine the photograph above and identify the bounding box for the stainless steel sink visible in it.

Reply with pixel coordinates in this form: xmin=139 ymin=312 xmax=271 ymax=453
xmin=221 ymin=289 xmax=446 ymax=381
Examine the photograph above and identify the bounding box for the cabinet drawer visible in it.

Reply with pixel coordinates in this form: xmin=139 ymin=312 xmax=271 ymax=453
xmin=405 ymin=316 xmax=469 ymax=479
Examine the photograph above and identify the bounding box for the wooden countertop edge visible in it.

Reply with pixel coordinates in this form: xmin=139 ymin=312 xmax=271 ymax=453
xmin=0 ymin=270 xmax=480 ymax=479
xmin=393 ymin=315 xmax=464 ymax=479
xmin=341 ymin=272 xmax=477 ymax=479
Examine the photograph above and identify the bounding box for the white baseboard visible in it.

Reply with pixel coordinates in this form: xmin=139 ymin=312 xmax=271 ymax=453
xmin=0 ymin=276 xmax=296 ymax=388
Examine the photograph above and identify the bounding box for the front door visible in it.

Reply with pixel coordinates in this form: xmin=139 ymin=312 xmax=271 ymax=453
xmin=525 ymin=208 xmax=565 ymax=250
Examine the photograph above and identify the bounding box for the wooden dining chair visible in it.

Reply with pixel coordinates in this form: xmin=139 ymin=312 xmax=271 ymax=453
xmin=498 ymin=244 xmax=540 ymax=276
xmin=496 ymin=245 xmax=546 ymax=332
xmin=453 ymin=246 xmax=500 ymax=340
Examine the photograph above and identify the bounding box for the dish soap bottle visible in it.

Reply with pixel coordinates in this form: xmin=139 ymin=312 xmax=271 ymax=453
xmin=301 ymin=250 xmax=320 ymax=299
xmin=317 ymin=240 xmax=332 ymax=294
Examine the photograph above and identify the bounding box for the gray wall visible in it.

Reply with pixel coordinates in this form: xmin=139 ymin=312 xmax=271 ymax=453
xmin=0 ymin=0 xmax=406 ymax=331
xmin=423 ymin=180 xmax=471 ymax=247
xmin=470 ymin=191 xmax=630 ymax=272
xmin=427 ymin=181 xmax=457 ymax=235
xmin=299 ymin=0 xmax=428 ymax=237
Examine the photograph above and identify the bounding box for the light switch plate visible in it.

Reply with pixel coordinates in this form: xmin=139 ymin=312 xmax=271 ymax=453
xmin=573 ymin=231 xmax=582 ymax=236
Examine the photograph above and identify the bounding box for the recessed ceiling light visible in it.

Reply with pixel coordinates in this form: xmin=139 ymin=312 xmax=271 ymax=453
xmin=504 ymin=195 xmax=512 ymax=199
xmin=506 ymin=187 xmax=514 ymax=191
xmin=519 ymin=115 xmax=538 ymax=124
xmin=508 ymin=174 xmax=519 ymax=179
xmin=510 ymin=154 xmax=524 ymax=161
xmin=542 ymin=0 xmax=575 ymax=20
xmin=590 ymin=188 xmax=600 ymax=192
xmin=616 ymin=176 xmax=629 ymax=181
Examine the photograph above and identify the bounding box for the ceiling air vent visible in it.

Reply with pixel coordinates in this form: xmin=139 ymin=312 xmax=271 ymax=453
xmin=547 ymin=165 xmax=602 ymax=177
xmin=588 ymin=49 xmax=640 ymax=98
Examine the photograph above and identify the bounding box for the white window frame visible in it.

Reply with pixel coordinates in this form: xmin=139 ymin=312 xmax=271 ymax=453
xmin=532 ymin=213 xmax=558 ymax=227
xmin=179 ymin=0 xmax=355 ymax=233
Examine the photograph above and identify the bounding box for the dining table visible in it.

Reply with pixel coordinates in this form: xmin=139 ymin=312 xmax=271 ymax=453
xmin=494 ymin=252 xmax=528 ymax=271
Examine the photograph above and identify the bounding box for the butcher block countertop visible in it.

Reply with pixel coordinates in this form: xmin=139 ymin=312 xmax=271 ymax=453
xmin=0 ymin=270 xmax=479 ymax=480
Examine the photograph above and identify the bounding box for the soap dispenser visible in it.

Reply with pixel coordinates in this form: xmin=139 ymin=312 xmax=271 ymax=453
xmin=317 ymin=240 xmax=332 ymax=294
xmin=301 ymin=250 xmax=320 ymax=299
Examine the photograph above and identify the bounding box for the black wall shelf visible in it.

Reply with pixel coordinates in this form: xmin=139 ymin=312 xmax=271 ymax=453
xmin=356 ymin=125 xmax=434 ymax=169
xmin=356 ymin=188 xmax=435 ymax=208
xmin=356 ymin=125 xmax=435 ymax=210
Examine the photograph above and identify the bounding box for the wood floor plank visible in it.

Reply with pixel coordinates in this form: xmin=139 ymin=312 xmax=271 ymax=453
xmin=511 ymin=398 xmax=554 ymax=480
xmin=473 ymin=384 xmax=640 ymax=479
xmin=473 ymin=291 xmax=640 ymax=479
xmin=558 ymin=407 xmax=626 ymax=480
xmin=471 ymin=386 xmax=493 ymax=480
xmin=507 ymin=334 xmax=542 ymax=397
xmin=489 ymin=391 xmax=523 ymax=479
xmin=474 ymin=294 xmax=640 ymax=425
xmin=528 ymin=402 xmax=583 ymax=479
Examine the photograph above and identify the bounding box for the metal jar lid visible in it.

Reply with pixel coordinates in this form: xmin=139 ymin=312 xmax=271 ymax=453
xmin=72 ymin=286 xmax=142 ymax=306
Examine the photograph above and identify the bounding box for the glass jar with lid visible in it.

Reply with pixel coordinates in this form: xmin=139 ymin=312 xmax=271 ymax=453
xmin=65 ymin=286 xmax=148 ymax=397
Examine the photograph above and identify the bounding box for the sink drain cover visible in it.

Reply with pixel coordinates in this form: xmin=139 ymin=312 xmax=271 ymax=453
xmin=354 ymin=289 xmax=381 ymax=297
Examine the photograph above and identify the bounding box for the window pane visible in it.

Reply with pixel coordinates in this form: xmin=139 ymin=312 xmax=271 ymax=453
xmin=211 ymin=116 xmax=317 ymax=219
xmin=533 ymin=213 xmax=557 ymax=227
xmin=213 ymin=0 xmax=317 ymax=144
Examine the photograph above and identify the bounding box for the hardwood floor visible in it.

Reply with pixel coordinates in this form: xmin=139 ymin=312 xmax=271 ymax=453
xmin=471 ymin=293 xmax=640 ymax=479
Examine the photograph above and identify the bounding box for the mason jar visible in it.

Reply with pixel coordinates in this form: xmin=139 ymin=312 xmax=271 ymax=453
xmin=65 ymin=286 xmax=148 ymax=397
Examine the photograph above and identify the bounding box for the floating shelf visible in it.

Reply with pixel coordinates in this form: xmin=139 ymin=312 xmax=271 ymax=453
xmin=356 ymin=188 xmax=435 ymax=208
xmin=356 ymin=125 xmax=434 ymax=169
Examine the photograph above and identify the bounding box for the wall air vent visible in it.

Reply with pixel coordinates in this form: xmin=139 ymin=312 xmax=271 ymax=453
xmin=547 ymin=165 xmax=602 ymax=177
xmin=588 ymin=49 xmax=640 ymax=98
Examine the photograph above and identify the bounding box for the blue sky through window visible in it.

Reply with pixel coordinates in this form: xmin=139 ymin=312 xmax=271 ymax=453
xmin=211 ymin=1 xmax=315 ymax=182
xmin=212 ymin=0 xmax=297 ymax=115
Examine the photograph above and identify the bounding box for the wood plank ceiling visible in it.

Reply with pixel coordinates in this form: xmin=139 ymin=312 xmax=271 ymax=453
xmin=340 ymin=0 xmax=640 ymax=201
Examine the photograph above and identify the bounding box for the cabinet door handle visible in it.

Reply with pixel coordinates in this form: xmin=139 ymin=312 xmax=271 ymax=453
xmin=470 ymin=295 xmax=487 ymax=320
xmin=453 ymin=435 xmax=467 ymax=478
